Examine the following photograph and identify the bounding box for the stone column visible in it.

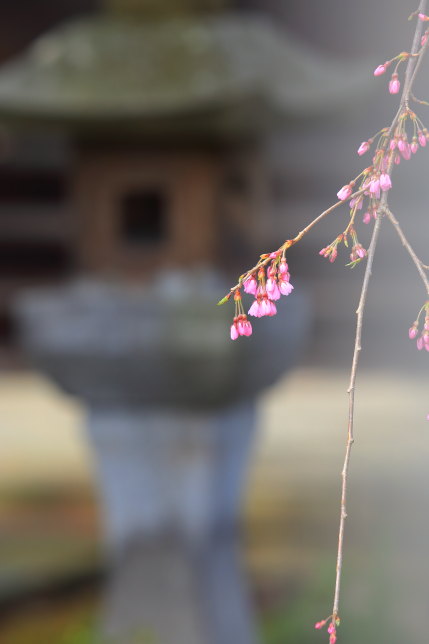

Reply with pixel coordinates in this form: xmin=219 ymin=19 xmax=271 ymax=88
xmin=87 ymin=401 xmax=257 ymax=550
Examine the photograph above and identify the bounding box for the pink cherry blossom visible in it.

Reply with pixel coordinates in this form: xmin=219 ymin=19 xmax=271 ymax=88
xmin=409 ymin=325 xmax=418 ymax=339
xmin=268 ymin=300 xmax=277 ymax=316
xmin=418 ymin=131 xmax=426 ymax=146
xmin=349 ymin=196 xmax=363 ymax=209
xmin=279 ymin=260 xmax=289 ymax=275
xmin=389 ymin=73 xmax=400 ymax=94
xmin=398 ymin=140 xmax=411 ymax=160
xmin=279 ymin=280 xmax=294 ymax=296
xmin=266 ymin=278 xmax=281 ymax=301
xmin=369 ymin=177 xmax=380 ymax=198
xmin=260 ymin=298 xmax=271 ymax=316
xmin=230 ymin=323 xmax=239 ymax=340
xmin=411 ymin=140 xmax=419 ymax=154
xmin=243 ymin=275 xmax=257 ymax=295
xmin=357 ymin=141 xmax=370 ymax=155
xmin=248 ymin=300 xmax=260 ymax=317
xmin=242 ymin=320 xmax=252 ymax=336
xmin=374 ymin=64 xmax=386 ymax=76
xmin=337 ymin=184 xmax=353 ymax=201
xmin=379 ymin=173 xmax=392 ymax=191
xmin=356 ymin=245 xmax=367 ymax=259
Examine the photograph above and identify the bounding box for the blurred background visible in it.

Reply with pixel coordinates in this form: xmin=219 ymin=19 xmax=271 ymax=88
xmin=0 ymin=1 xmax=427 ymax=643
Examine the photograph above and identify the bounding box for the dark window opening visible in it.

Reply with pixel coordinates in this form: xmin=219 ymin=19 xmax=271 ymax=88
xmin=0 ymin=242 xmax=72 ymax=277
xmin=0 ymin=168 xmax=66 ymax=204
xmin=120 ymin=189 xmax=168 ymax=246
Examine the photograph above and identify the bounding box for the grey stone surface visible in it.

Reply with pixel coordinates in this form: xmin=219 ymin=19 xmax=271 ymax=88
xmin=0 ymin=14 xmax=370 ymax=135
xmin=14 ymin=270 xmax=311 ymax=408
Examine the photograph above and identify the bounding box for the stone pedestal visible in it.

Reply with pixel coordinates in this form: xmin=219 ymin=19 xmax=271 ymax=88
xmin=88 ymin=401 xmax=257 ymax=549
xmin=14 ymin=269 xmax=310 ymax=644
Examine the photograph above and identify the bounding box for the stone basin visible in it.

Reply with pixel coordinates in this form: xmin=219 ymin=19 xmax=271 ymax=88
xmin=14 ymin=269 xmax=311 ymax=410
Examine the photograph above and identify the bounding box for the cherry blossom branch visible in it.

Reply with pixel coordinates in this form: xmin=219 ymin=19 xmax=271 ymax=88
xmin=218 ymin=189 xmax=366 ymax=306
xmin=330 ymin=2 xmax=428 ymax=635
xmin=383 ymin=206 xmax=429 ymax=294
xmin=221 ymin=4 xmax=429 ymax=638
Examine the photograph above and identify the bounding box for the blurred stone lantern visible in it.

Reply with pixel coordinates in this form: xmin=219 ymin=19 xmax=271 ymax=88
xmin=0 ymin=2 xmax=368 ymax=642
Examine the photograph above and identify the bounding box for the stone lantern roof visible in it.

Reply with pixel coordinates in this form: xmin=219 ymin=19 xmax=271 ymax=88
xmin=0 ymin=10 xmax=369 ymax=139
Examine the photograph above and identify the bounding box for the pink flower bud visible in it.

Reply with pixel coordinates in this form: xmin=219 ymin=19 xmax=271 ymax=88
xmin=409 ymin=325 xmax=418 ymax=339
xmin=349 ymin=196 xmax=362 ymax=209
xmin=411 ymin=140 xmax=419 ymax=154
xmin=268 ymin=300 xmax=277 ymax=316
xmin=394 ymin=152 xmax=401 ymax=164
xmin=379 ymin=173 xmax=392 ymax=191
xmin=248 ymin=300 xmax=260 ymax=317
xmin=419 ymin=13 xmax=429 ymax=21
xmin=389 ymin=137 xmax=397 ymax=150
xmin=369 ymin=177 xmax=380 ymax=197
xmin=260 ymin=298 xmax=271 ymax=317
xmin=279 ymin=261 xmax=288 ymax=275
xmin=357 ymin=141 xmax=370 ymax=155
xmin=417 ymin=337 xmax=424 ymax=350
xmin=418 ymin=131 xmax=426 ymax=147
xmin=266 ymin=278 xmax=281 ymax=301
xmin=243 ymin=321 xmax=252 ymax=336
xmin=337 ymin=184 xmax=353 ymax=201
xmin=314 ymin=621 xmax=326 ymax=630
xmin=374 ymin=64 xmax=386 ymax=76
xmin=327 ymin=624 xmax=336 ymax=635
xmin=363 ymin=211 xmax=371 ymax=224
xmin=399 ymin=140 xmax=411 ymax=160
xmin=243 ymin=275 xmax=257 ymax=295
xmin=279 ymin=280 xmax=294 ymax=296
xmin=389 ymin=73 xmax=400 ymax=94
xmin=230 ymin=323 xmax=239 ymax=340
xmin=329 ymin=635 xmax=337 ymax=644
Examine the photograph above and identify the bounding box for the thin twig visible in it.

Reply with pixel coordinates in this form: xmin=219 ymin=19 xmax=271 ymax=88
xmin=221 ymin=188 xmax=365 ymax=301
xmin=384 ymin=206 xmax=429 ymax=294
xmin=332 ymin=212 xmax=382 ymax=620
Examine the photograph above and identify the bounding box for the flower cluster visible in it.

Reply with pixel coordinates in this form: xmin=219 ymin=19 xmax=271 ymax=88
xmin=230 ymin=290 xmax=253 ymax=340
xmin=222 ymin=250 xmax=295 ymax=339
xmin=329 ymin=108 xmax=428 ymax=267
xmin=315 ymin=616 xmax=339 ymax=644
xmin=408 ymin=301 xmax=429 ymax=351
xmin=319 ymin=228 xmax=367 ymax=267
xmin=245 ymin=255 xmax=293 ymax=319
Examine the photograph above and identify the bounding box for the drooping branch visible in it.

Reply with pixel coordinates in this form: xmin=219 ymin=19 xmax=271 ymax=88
xmin=330 ymin=0 xmax=428 ymax=631
xmin=383 ymin=206 xmax=429 ymax=294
